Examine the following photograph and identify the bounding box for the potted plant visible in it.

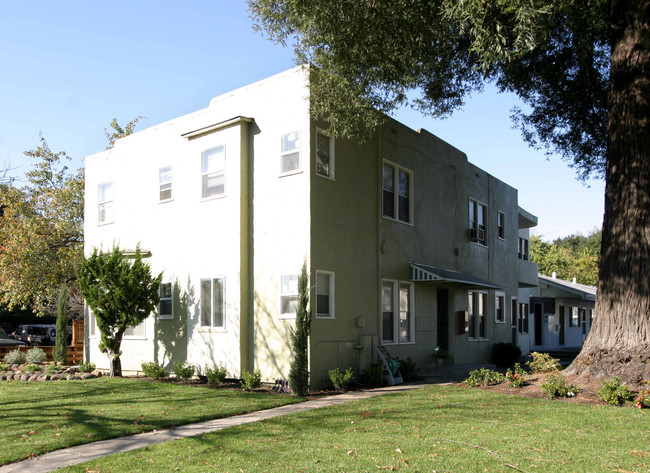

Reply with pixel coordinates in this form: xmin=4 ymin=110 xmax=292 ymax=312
xmin=432 ymin=347 xmax=453 ymax=368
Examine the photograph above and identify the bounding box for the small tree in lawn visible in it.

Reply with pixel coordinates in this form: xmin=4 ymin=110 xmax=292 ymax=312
xmin=289 ymin=261 xmax=311 ymax=396
xmin=54 ymin=286 xmax=69 ymax=365
xmin=77 ymin=245 xmax=162 ymax=377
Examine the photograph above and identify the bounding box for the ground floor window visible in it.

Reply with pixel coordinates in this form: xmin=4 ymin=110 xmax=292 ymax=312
xmin=158 ymin=282 xmax=173 ymax=319
xmin=468 ymin=291 xmax=487 ymax=339
xmin=382 ymin=280 xmax=414 ymax=344
xmin=495 ymin=292 xmax=505 ymax=323
xmin=280 ymin=274 xmax=299 ymax=318
xmin=201 ymin=277 xmax=224 ymax=328
xmin=315 ymin=271 xmax=334 ymax=318
xmin=518 ymin=303 xmax=529 ymax=333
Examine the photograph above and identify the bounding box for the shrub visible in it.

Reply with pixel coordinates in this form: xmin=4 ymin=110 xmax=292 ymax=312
xmin=464 ymin=368 xmax=505 ymax=387
xmin=598 ymin=377 xmax=632 ymax=406
xmin=173 ymin=361 xmax=195 ymax=381
xmin=360 ymin=363 xmax=385 ymax=387
xmin=78 ymin=361 xmax=96 ymax=373
xmin=541 ymin=373 xmax=579 ymax=399
xmin=205 ymin=364 xmax=228 ymax=385
xmin=4 ymin=349 xmax=26 ymax=365
xmin=141 ymin=361 xmax=167 ymax=379
xmin=492 ymin=342 xmax=522 ymax=367
xmin=398 ymin=357 xmax=418 ymax=382
xmin=0 ymin=362 xmax=7 ymax=371
xmin=26 ymin=346 xmax=47 ymax=364
xmin=328 ymin=367 xmax=355 ymax=391
xmin=45 ymin=363 xmax=64 ymax=373
xmin=23 ymin=363 xmax=42 ymax=372
xmin=289 ymin=262 xmax=311 ymax=396
xmin=635 ymin=385 xmax=650 ymax=409
xmin=505 ymin=363 xmax=527 ymax=388
xmin=527 ymin=352 xmax=562 ymax=373
xmin=240 ymin=369 xmax=262 ymax=391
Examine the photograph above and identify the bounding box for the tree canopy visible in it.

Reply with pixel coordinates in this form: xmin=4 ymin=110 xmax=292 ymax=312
xmin=77 ymin=245 xmax=162 ymax=377
xmin=249 ymin=0 xmax=609 ymax=179
xmin=530 ymin=231 xmax=601 ymax=286
xmin=0 ymin=135 xmax=84 ymax=316
xmin=0 ymin=118 xmax=143 ymax=317
xmin=249 ymin=0 xmax=650 ymax=385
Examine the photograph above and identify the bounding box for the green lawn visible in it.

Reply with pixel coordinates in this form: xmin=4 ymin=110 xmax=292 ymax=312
xmin=0 ymin=377 xmax=302 ymax=465
xmin=57 ymin=385 xmax=649 ymax=473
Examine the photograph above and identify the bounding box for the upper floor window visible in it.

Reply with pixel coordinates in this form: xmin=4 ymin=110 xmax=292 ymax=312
xmin=201 ymin=145 xmax=225 ymax=199
xmin=382 ymin=161 xmax=412 ymax=224
xmin=98 ymin=182 xmax=114 ymax=224
xmin=316 ymin=271 xmax=334 ymax=318
xmin=497 ymin=211 xmax=505 ymax=240
xmin=200 ymin=277 xmax=225 ymax=328
xmin=159 ymin=166 xmax=172 ymax=202
xmin=316 ymin=130 xmax=335 ymax=179
xmin=280 ymin=274 xmax=299 ymax=318
xmin=469 ymin=199 xmax=487 ymax=245
xmin=280 ymin=132 xmax=300 ymax=174
xmin=518 ymin=237 xmax=529 ymax=260
xmin=158 ymin=282 xmax=173 ymax=319
xmin=468 ymin=290 xmax=487 ymax=339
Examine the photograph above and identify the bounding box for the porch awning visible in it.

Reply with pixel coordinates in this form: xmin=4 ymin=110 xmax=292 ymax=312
xmin=409 ymin=263 xmax=504 ymax=290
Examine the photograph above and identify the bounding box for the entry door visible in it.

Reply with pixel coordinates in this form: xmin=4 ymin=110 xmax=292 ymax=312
xmin=534 ymin=303 xmax=543 ymax=346
xmin=511 ymin=298 xmax=517 ymax=344
xmin=437 ymin=289 xmax=449 ymax=351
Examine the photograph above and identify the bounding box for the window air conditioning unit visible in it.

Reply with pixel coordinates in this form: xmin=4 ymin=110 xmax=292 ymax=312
xmin=469 ymin=227 xmax=485 ymax=242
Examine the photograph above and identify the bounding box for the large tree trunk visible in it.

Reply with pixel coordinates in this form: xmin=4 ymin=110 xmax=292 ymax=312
xmin=565 ymin=0 xmax=650 ymax=388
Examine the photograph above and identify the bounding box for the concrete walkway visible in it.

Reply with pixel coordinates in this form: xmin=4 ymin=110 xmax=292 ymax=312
xmin=1 ymin=383 xmax=432 ymax=473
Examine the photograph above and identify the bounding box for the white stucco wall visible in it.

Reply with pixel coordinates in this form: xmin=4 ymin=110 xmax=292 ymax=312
xmin=84 ymin=67 xmax=311 ymax=377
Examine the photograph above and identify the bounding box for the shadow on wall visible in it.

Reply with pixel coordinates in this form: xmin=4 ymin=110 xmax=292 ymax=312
xmin=253 ymin=288 xmax=293 ymax=380
xmin=153 ymin=277 xmax=190 ymax=371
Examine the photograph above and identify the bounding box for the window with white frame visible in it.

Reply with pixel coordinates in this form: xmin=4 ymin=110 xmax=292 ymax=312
xmin=200 ymin=278 xmax=224 ymax=328
xmin=98 ymin=182 xmax=114 ymax=224
xmin=316 ymin=130 xmax=335 ymax=179
xmin=159 ymin=166 xmax=172 ymax=201
xmin=382 ymin=161 xmax=412 ymax=224
xmin=569 ymin=306 xmax=579 ymax=327
xmin=280 ymin=132 xmax=300 ymax=174
xmin=316 ymin=271 xmax=334 ymax=318
xmin=381 ymin=280 xmax=414 ymax=344
xmin=280 ymin=274 xmax=299 ymax=317
xmin=495 ymin=292 xmax=505 ymax=323
xmin=518 ymin=303 xmax=529 ymax=333
xmin=469 ymin=199 xmax=487 ymax=245
xmin=201 ymin=145 xmax=225 ymax=199
xmin=497 ymin=211 xmax=505 ymax=240
xmin=124 ymin=319 xmax=146 ymax=338
xmin=158 ymin=282 xmax=173 ymax=319
xmin=468 ymin=291 xmax=487 ymax=339
xmin=88 ymin=309 xmax=96 ymax=338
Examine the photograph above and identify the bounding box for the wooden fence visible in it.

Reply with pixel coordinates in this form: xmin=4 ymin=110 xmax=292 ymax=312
xmin=0 ymin=320 xmax=84 ymax=365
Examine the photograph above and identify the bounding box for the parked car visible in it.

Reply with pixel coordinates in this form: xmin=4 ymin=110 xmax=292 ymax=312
xmin=0 ymin=327 xmax=27 ymax=347
xmin=11 ymin=325 xmax=56 ymax=346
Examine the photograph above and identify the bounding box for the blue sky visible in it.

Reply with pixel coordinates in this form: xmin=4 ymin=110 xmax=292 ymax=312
xmin=1 ymin=0 xmax=604 ymax=240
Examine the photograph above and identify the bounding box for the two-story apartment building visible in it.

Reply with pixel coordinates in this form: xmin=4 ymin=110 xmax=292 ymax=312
xmin=84 ymin=67 xmax=539 ymax=387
